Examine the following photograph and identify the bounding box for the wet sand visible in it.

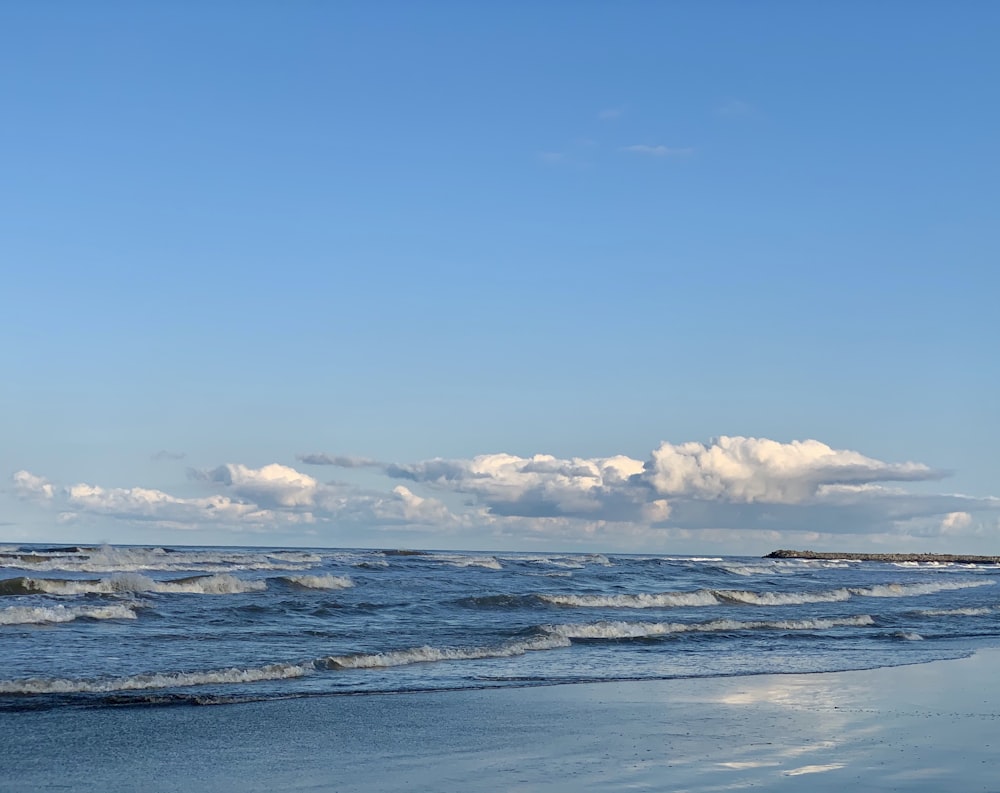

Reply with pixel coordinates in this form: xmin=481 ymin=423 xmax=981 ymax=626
xmin=2 ymin=650 xmax=999 ymax=792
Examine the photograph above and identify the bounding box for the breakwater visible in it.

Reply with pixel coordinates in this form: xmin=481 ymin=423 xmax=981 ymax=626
xmin=766 ymin=550 xmax=1000 ymax=564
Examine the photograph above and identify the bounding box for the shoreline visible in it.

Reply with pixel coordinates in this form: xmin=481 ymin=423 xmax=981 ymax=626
xmin=3 ymin=649 xmax=999 ymax=791
xmin=766 ymin=548 xmax=1000 ymax=564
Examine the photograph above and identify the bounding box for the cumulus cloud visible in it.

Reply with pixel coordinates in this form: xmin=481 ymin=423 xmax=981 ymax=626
xmin=193 ymin=463 xmax=320 ymax=508
xmin=11 ymin=461 xmax=465 ymax=535
xmin=10 ymin=437 xmax=999 ymax=547
xmin=385 ymin=452 xmax=649 ymax=521
xmin=13 ymin=470 xmax=55 ymax=501
xmin=644 ymin=437 xmax=942 ymax=504
xmin=377 ymin=437 xmax=991 ymax=538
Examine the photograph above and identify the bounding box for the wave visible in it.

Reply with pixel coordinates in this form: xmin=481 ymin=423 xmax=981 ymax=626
xmin=1 ymin=546 xmax=321 ymax=574
xmin=540 ymin=591 xmax=721 ymax=608
xmin=0 ymin=573 xmax=266 ymax=596
xmin=280 ymin=574 xmax=354 ymax=590
xmin=849 ymin=580 xmax=992 ymax=598
xmin=0 ymin=662 xmax=314 ymax=695
xmin=537 ymin=580 xmax=993 ymax=610
xmin=0 ymin=604 xmax=138 ymax=626
xmin=916 ymin=607 xmax=995 ymax=617
xmin=322 ymin=634 xmax=571 ymax=669
xmin=436 ymin=555 xmax=503 ymax=570
xmin=541 ymin=615 xmax=875 ymax=640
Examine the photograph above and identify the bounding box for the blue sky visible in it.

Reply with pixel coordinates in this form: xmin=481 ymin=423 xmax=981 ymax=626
xmin=3 ymin=2 xmax=998 ymax=554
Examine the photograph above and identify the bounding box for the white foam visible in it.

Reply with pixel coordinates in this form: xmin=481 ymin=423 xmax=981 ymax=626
xmin=542 ymin=615 xmax=875 ymax=640
xmin=439 ymin=556 xmax=503 ymax=570
xmin=5 ymin=546 xmax=319 ymax=574
xmin=0 ymin=662 xmax=314 ymax=695
xmin=917 ymin=607 xmax=994 ymax=617
xmin=718 ymin=589 xmax=854 ymax=606
xmin=324 ymin=635 xmax=571 ymax=669
xmin=849 ymin=580 xmax=992 ymax=598
xmin=0 ymin=604 xmax=138 ymax=626
xmin=283 ymin=574 xmax=354 ymax=590
xmin=22 ymin=573 xmax=266 ymax=596
xmin=540 ymin=591 xmax=721 ymax=608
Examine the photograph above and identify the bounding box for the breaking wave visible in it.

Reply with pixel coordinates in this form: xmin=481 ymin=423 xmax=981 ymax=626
xmin=0 ymin=662 xmax=314 ymax=695
xmin=849 ymin=580 xmax=992 ymax=598
xmin=280 ymin=574 xmax=354 ymax=590
xmin=1 ymin=546 xmax=322 ymax=574
xmin=437 ymin=556 xmax=503 ymax=570
xmin=541 ymin=591 xmax=721 ymax=608
xmin=0 ymin=604 xmax=138 ymax=626
xmin=0 ymin=573 xmax=266 ymax=596
xmin=537 ymin=580 xmax=992 ymax=609
xmin=542 ymin=615 xmax=876 ymax=640
xmin=916 ymin=607 xmax=995 ymax=617
xmin=322 ymin=635 xmax=571 ymax=669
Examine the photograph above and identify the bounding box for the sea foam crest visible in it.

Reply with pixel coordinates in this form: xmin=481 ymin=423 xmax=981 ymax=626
xmin=2 ymin=545 xmax=320 ymax=574
xmin=542 ymin=615 xmax=875 ymax=640
xmin=849 ymin=580 xmax=992 ymax=598
xmin=0 ymin=662 xmax=314 ymax=695
xmin=323 ymin=635 xmax=571 ymax=669
xmin=539 ymin=580 xmax=992 ymax=610
xmin=0 ymin=573 xmax=266 ymax=596
xmin=540 ymin=591 xmax=721 ymax=608
xmin=437 ymin=555 xmax=503 ymax=570
xmin=916 ymin=606 xmax=994 ymax=617
xmin=0 ymin=604 xmax=138 ymax=626
xmin=281 ymin=574 xmax=354 ymax=590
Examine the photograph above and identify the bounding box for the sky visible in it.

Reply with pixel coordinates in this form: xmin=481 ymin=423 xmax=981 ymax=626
xmin=2 ymin=1 xmax=998 ymax=555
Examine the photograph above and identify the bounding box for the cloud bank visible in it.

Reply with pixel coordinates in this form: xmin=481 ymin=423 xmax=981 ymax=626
xmin=11 ymin=436 xmax=999 ymax=549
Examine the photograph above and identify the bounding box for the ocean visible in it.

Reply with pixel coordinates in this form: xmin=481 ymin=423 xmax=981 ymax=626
xmin=2 ymin=544 xmax=999 ymax=711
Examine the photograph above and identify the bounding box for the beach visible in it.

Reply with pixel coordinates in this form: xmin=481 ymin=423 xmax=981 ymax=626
xmin=3 ymin=649 xmax=998 ymax=792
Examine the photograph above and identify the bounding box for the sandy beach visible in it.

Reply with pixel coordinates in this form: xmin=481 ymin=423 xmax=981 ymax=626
xmin=3 ymin=649 xmax=998 ymax=792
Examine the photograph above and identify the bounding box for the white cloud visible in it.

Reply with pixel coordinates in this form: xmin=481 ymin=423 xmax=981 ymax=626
xmin=621 ymin=144 xmax=694 ymax=157
xmin=10 ymin=437 xmax=999 ymax=548
xmin=376 ymin=436 xmax=993 ymax=538
xmin=598 ymin=108 xmax=623 ymax=121
xmin=13 ymin=470 xmax=55 ymax=501
xmin=941 ymin=511 xmax=973 ymax=533
xmin=195 ymin=463 xmax=319 ymax=508
xmin=385 ymin=452 xmax=649 ymax=521
xmin=644 ymin=437 xmax=940 ymax=504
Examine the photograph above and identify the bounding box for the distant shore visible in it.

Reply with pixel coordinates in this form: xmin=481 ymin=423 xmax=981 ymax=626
xmin=766 ymin=549 xmax=1000 ymax=564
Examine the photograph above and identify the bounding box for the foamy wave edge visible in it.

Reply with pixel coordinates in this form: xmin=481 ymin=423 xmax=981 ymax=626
xmin=0 ymin=573 xmax=266 ymax=596
xmin=0 ymin=604 xmax=138 ymax=626
xmin=538 ymin=579 xmax=992 ymax=609
xmin=280 ymin=574 xmax=354 ymax=590
xmin=0 ymin=662 xmax=315 ymax=695
xmin=543 ymin=615 xmax=876 ymax=639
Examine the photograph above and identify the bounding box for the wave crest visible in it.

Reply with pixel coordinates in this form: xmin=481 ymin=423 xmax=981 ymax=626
xmin=281 ymin=574 xmax=353 ymax=590
xmin=542 ymin=615 xmax=875 ymax=640
xmin=0 ymin=604 xmax=138 ymax=626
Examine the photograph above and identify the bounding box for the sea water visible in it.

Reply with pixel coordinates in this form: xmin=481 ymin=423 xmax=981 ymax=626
xmin=2 ymin=544 xmax=999 ymax=710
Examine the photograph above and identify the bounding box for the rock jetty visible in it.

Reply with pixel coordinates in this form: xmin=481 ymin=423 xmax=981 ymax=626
xmin=766 ymin=549 xmax=1000 ymax=564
